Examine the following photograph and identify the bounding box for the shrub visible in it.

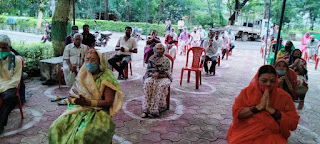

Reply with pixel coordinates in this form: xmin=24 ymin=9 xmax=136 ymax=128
xmin=12 ymin=41 xmax=54 ymax=74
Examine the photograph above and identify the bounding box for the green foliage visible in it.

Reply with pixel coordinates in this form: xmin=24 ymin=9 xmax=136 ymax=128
xmin=12 ymin=41 xmax=54 ymax=73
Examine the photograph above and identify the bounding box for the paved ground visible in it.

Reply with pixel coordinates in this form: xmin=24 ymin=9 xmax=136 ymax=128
xmin=0 ymin=31 xmax=319 ymax=144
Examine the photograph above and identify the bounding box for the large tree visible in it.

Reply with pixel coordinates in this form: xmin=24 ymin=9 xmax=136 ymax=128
xmin=51 ymin=0 xmax=74 ymax=56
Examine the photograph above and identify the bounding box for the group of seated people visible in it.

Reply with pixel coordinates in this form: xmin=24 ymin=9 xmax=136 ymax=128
xmin=301 ymin=32 xmax=319 ymax=60
xmin=227 ymin=64 xmax=300 ymax=143
xmin=265 ymin=38 xmax=309 ymax=109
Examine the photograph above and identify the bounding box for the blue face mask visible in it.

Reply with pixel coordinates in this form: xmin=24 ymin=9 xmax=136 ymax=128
xmin=85 ymin=63 xmax=99 ymax=73
xmin=276 ymin=70 xmax=287 ymax=76
xmin=228 ymin=29 xmax=232 ymax=33
xmin=0 ymin=51 xmax=9 ymax=59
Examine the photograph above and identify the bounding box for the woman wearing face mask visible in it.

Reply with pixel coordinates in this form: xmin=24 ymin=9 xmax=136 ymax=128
xmin=49 ymin=49 xmax=123 ymax=143
xmin=227 ymin=65 xmax=299 ymax=144
xmin=275 ymin=59 xmax=297 ymax=101
xmin=144 ymin=30 xmax=161 ymax=64
xmin=289 ymin=49 xmax=308 ymax=109
xmin=141 ymin=43 xmax=172 ymax=118
xmin=276 ymin=41 xmax=295 ymax=61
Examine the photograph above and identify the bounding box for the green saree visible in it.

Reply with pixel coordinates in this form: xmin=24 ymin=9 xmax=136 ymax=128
xmin=49 ymin=50 xmax=122 ymax=144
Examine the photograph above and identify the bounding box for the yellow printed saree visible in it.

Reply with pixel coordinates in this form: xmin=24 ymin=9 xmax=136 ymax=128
xmin=48 ymin=51 xmax=122 ymax=144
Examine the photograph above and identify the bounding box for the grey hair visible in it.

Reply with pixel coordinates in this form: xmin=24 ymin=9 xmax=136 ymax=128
xmin=0 ymin=34 xmax=11 ymax=47
xmin=310 ymin=35 xmax=315 ymax=38
xmin=154 ymin=43 xmax=166 ymax=52
xmin=73 ymin=33 xmax=83 ymax=40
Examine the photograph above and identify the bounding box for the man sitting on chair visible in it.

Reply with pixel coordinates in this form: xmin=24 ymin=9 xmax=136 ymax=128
xmin=164 ymin=27 xmax=177 ymax=59
xmin=0 ymin=35 xmax=22 ymax=134
xmin=306 ymin=35 xmax=319 ymax=60
xmin=108 ymin=26 xmax=137 ymax=80
xmin=190 ymin=27 xmax=201 ymax=47
xmin=179 ymin=26 xmax=191 ymax=55
xmin=202 ymin=31 xmax=220 ymax=75
xmin=63 ymin=33 xmax=88 ymax=87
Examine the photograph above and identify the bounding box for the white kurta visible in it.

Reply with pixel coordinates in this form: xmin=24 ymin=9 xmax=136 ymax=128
xmin=62 ymin=43 xmax=88 ymax=86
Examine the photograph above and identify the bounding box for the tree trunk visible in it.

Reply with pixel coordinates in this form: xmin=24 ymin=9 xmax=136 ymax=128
xmin=104 ymin=0 xmax=109 ymax=20
xmin=229 ymin=0 xmax=248 ymax=25
xmin=36 ymin=9 xmax=43 ymax=34
xmin=158 ymin=0 xmax=164 ymax=24
xmin=52 ymin=0 xmax=74 ymax=56
xmin=126 ymin=0 xmax=130 ymax=22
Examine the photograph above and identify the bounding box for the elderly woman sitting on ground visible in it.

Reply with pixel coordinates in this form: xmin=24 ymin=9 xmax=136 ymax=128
xmin=227 ymin=65 xmax=299 ymax=144
xmin=49 ymin=49 xmax=123 ymax=143
xmin=141 ymin=43 xmax=172 ymax=118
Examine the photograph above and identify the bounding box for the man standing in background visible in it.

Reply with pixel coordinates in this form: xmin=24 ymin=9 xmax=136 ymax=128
xmin=178 ymin=18 xmax=184 ymax=37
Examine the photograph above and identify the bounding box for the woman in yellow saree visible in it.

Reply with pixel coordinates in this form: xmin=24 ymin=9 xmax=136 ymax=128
xmin=48 ymin=49 xmax=123 ymax=144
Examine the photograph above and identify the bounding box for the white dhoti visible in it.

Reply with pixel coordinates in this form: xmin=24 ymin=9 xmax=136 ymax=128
xmin=165 ymin=45 xmax=177 ymax=59
xmin=191 ymin=41 xmax=200 ymax=47
xmin=307 ymin=48 xmax=318 ymax=57
xmin=63 ymin=62 xmax=77 ymax=87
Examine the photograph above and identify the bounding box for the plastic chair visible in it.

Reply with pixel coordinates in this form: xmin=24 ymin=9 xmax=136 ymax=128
xmin=16 ymin=56 xmax=24 ymax=119
xmin=111 ymin=60 xmax=132 ymax=79
xmin=316 ymin=57 xmax=319 ymax=70
xmin=164 ymin=54 xmax=174 ymax=110
xmin=180 ymin=47 xmax=206 ymax=89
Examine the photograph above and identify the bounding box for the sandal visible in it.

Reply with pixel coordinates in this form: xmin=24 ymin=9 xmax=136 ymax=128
xmin=57 ymin=99 xmax=68 ymax=105
xmin=141 ymin=112 xmax=149 ymax=118
xmin=148 ymin=113 xmax=158 ymax=118
xmin=50 ymin=96 xmax=67 ymax=102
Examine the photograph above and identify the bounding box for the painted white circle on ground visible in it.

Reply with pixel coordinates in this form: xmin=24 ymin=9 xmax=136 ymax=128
xmin=172 ymin=79 xmax=216 ymax=95
xmin=0 ymin=108 xmax=42 ymax=138
xmin=113 ymin=135 xmax=132 ymax=144
xmin=191 ymin=71 xmax=222 ymax=78
xmin=123 ymin=97 xmax=184 ymax=121
xmin=117 ymin=73 xmax=142 ymax=82
xmin=44 ymin=85 xmax=69 ymax=98
xmin=216 ymin=63 xmax=230 ymax=69
xmin=296 ymin=124 xmax=320 ymax=143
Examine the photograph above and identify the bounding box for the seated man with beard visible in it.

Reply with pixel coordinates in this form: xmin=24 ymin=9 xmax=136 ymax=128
xmin=164 ymin=28 xmax=178 ymax=59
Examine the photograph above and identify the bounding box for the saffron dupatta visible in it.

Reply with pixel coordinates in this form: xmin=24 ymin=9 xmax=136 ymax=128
xmin=227 ymin=65 xmax=300 ymax=144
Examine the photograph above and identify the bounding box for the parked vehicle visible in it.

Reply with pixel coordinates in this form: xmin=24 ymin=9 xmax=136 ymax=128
xmin=216 ymin=18 xmax=271 ymax=41
xmin=95 ymin=31 xmax=112 ymax=47
xmin=41 ymin=19 xmax=51 ymax=43
xmin=93 ymin=20 xmax=112 ymax=47
xmin=132 ymin=26 xmax=144 ymax=43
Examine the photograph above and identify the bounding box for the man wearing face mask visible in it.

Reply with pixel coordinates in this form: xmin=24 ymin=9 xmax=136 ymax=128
xmin=65 ymin=25 xmax=79 ymax=46
xmin=81 ymin=24 xmax=96 ymax=47
xmin=108 ymin=26 xmax=137 ymax=80
xmin=190 ymin=27 xmax=201 ymax=47
xmin=306 ymin=35 xmax=319 ymax=60
xmin=227 ymin=29 xmax=235 ymax=53
xmin=62 ymin=33 xmax=88 ymax=87
xmin=179 ymin=26 xmax=191 ymax=55
xmin=276 ymin=41 xmax=294 ymax=61
xmin=164 ymin=28 xmax=178 ymax=59
xmin=197 ymin=25 xmax=207 ymax=47
xmin=0 ymin=35 xmax=22 ymax=134
xmin=202 ymin=30 xmax=219 ymax=75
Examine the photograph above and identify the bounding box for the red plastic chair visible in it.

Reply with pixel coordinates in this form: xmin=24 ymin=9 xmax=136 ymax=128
xmin=16 ymin=56 xmax=24 ymax=119
xmin=180 ymin=47 xmax=206 ymax=89
xmin=111 ymin=60 xmax=132 ymax=79
xmin=261 ymin=46 xmax=264 ymax=58
xmin=164 ymin=54 xmax=174 ymax=110
xmin=316 ymin=57 xmax=319 ymax=70
xmin=221 ymin=48 xmax=230 ymax=60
